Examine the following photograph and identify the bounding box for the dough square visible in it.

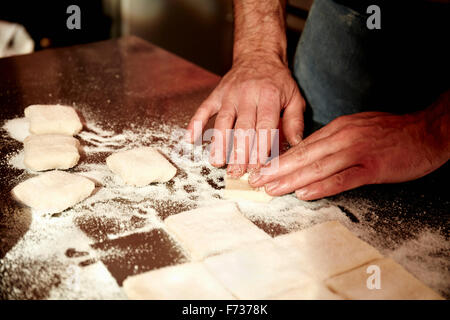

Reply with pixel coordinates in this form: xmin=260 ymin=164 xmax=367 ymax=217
xmin=106 ymin=147 xmax=176 ymax=187
xmin=223 ymin=173 xmax=272 ymax=202
xmin=203 ymin=239 xmax=315 ymax=299
xmin=123 ymin=262 xmax=235 ymax=300
xmin=325 ymin=258 xmax=444 ymax=300
xmin=267 ymin=281 xmax=344 ymax=300
xmin=24 ymin=135 xmax=80 ymax=171
xmin=12 ymin=171 xmax=95 ymax=213
xmin=164 ymin=203 xmax=270 ymax=260
xmin=273 ymin=221 xmax=383 ymax=280
xmin=24 ymin=105 xmax=83 ymax=136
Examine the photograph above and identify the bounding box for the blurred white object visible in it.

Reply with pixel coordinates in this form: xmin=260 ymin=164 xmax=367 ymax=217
xmin=0 ymin=20 xmax=34 ymax=58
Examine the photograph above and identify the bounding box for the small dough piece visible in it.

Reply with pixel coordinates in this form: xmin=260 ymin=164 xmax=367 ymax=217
xmin=203 ymin=239 xmax=314 ymax=299
xmin=106 ymin=147 xmax=176 ymax=187
xmin=12 ymin=171 xmax=95 ymax=213
xmin=123 ymin=262 xmax=235 ymax=300
xmin=24 ymin=135 xmax=80 ymax=171
xmin=24 ymin=105 xmax=83 ymax=136
xmin=165 ymin=203 xmax=270 ymax=260
xmin=273 ymin=221 xmax=383 ymax=280
xmin=268 ymin=282 xmax=343 ymax=300
xmin=223 ymin=173 xmax=272 ymax=202
xmin=325 ymin=258 xmax=444 ymax=300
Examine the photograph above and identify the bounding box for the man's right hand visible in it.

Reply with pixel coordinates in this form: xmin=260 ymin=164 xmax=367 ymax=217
xmin=185 ymin=52 xmax=305 ymax=177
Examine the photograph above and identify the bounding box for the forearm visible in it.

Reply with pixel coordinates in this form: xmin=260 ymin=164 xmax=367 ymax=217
xmin=232 ymin=0 xmax=287 ymax=65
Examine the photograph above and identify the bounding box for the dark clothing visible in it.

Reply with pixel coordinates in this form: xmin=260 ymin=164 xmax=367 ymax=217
xmin=294 ymin=0 xmax=450 ymax=126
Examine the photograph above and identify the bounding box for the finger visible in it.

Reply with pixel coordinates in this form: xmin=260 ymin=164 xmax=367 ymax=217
xmin=185 ymin=93 xmax=221 ymax=143
xmin=263 ymin=148 xmax=357 ymax=196
xmin=227 ymin=93 xmax=257 ymax=177
xmin=210 ymin=99 xmax=237 ymax=167
xmin=282 ymin=89 xmax=305 ymax=146
xmin=295 ymin=165 xmax=373 ymax=200
xmin=248 ymin=88 xmax=281 ymax=172
xmin=249 ymin=131 xmax=354 ymax=187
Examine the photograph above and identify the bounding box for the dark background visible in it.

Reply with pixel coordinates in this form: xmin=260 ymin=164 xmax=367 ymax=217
xmin=0 ymin=0 xmax=311 ymax=75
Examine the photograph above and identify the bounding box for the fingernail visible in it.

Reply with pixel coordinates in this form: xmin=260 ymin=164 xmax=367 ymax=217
xmin=227 ymin=165 xmax=243 ymax=177
xmin=295 ymin=189 xmax=309 ymax=199
xmin=265 ymin=181 xmax=279 ymax=193
xmin=292 ymin=134 xmax=302 ymax=146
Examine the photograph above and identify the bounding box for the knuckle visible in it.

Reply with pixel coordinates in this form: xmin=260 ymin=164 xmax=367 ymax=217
xmin=292 ymin=142 xmax=309 ymax=164
xmin=256 ymin=119 xmax=274 ymax=130
xmin=261 ymin=83 xmax=280 ymax=97
xmin=334 ymin=172 xmax=346 ymax=187
xmin=216 ymin=111 xmax=235 ymax=123
xmin=311 ymin=161 xmax=323 ymax=175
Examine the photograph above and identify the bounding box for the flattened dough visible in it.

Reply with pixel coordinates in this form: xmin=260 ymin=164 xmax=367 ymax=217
xmin=24 ymin=105 xmax=82 ymax=136
xmin=165 ymin=203 xmax=270 ymax=260
xmin=268 ymin=281 xmax=343 ymax=300
xmin=12 ymin=171 xmax=95 ymax=213
xmin=106 ymin=147 xmax=176 ymax=186
xmin=325 ymin=258 xmax=443 ymax=300
xmin=273 ymin=221 xmax=383 ymax=280
xmin=24 ymin=135 xmax=80 ymax=171
xmin=123 ymin=262 xmax=235 ymax=300
xmin=203 ymin=239 xmax=314 ymax=299
xmin=223 ymin=173 xmax=272 ymax=202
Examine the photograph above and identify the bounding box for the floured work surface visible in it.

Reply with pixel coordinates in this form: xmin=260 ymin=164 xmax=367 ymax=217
xmin=0 ymin=37 xmax=449 ymax=299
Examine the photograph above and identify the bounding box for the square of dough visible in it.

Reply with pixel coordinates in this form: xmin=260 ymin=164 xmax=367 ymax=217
xmin=123 ymin=262 xmax=235 ymax=300
xmin=12 ymin=171 xmax=95 ymax=213
xmin=223 ymin=173 xmax=272 ymax=202
xmin=267 ymin=281 xmax=343 ymax=300
xmin=203 ymin=239 xmax=315 ymax=299
xmin=164 ymin=202 xmax=270 ymax=260
xmin=106 ymin=147 xmax=176 ymax=187
xmin=325 ymin=258 xmax=443 ymax=300
xmin=273 ymin=221 xmax=383 ymax=280
xmin=24 ymin=105 xmax=83 ymax=136
xmin=24 ymin=135 xmax=80 ymax=171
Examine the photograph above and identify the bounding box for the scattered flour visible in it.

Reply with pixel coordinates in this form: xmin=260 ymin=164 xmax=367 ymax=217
xmin=1 ymin=116 xmax=448 ymax=299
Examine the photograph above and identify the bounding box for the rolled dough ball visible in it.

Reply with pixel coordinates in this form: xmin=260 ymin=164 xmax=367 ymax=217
xmin=203 ymin=239 xmax=315 ymax=299
xmin=223 ymin=173 xmax=272 ymax=202
xmin=12 ymin=171 xmax=95 ymax=213
xmin=106 ymin=147 xmax=176 ymax=187
xmin=267 ymin=281 xmax=343 ymax=300
xmin=273 ymin=221 xmax=383 ymax=280
xmin=325 ymin=258 xmax=444 ymax=300
xmin=24 ymin=135 xmax=80 ymax=171
xmin=164 ymin=203 xmax=270 ymax=260
xmin=24 ymin=104 xmax=83 ymax=136
xmin=123 ymin=262 xmax=235 ymax=300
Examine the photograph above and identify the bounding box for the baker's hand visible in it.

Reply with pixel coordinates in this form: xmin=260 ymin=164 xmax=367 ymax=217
xmin=249 ymin=106 xmax=450 ymax=200
xmin=185 ymin=53 xmax=305 ymax=177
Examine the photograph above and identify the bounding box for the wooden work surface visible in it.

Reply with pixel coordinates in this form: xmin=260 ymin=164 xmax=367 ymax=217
xmin=0 ymin=36 xmax=448 ymax=299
